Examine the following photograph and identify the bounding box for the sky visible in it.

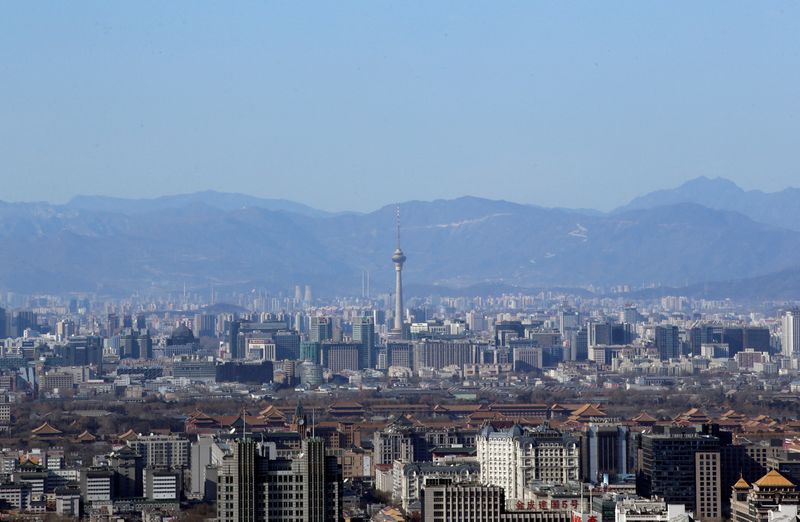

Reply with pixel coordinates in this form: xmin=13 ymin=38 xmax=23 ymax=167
xmin=1 ymin=2 xmax=799 ymax=212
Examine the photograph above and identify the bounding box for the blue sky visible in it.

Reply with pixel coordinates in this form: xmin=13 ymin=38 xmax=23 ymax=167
xmin=1 ymin=2 xmax=799 ymax=211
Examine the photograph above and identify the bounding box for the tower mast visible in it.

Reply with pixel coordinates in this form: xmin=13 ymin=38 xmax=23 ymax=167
xmin=391 ymin=206 xmax=407 ymax=337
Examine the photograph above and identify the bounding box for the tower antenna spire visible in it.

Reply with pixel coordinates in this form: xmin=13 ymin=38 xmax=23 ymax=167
xmin=395 ymin=205 xmax=401 ymax=249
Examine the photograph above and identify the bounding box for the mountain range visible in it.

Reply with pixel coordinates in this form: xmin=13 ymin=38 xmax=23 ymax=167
xmin=2 ymin=177 xmax=800 ymax=299
xmin=616 ymin=176 xmax=800 ymax=232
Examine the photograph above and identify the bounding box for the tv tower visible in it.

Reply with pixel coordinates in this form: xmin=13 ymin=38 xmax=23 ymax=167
xmin=391 ymin=206 xmax=406 ymax=336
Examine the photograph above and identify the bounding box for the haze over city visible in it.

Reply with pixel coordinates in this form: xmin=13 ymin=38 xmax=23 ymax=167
xmin=2 ymin=3 xmax=800 ymax=522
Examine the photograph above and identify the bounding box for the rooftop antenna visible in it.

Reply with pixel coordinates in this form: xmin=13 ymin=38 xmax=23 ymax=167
xmin=311 ymin=407 xmax=315 ymax=439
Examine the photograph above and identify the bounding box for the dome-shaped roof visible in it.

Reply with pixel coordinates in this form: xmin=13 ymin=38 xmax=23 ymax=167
xmin=169 ymin=324 xmax=196 ymax=345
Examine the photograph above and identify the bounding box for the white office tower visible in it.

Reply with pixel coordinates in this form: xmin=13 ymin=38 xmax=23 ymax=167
xmin=782 ymin=309 xmax=800 ymax=357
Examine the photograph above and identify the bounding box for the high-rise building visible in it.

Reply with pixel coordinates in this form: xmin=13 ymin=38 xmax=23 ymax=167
xmin=120 ymin=330 xmax=152 ymax=360
xmin=216 ymin=437 xmax=341 ymax=522
xmin=193 ymin=314 xmax=216 ymax=338
xmin=374 ymin=415 xmax=474 ymax=466
xmin=620 ymin=306 xmax=640 ymax=325
xmin=695 ymin=451 xmax=722 ymax=522
xmin=559 ymin=309 xmax=581 ymax=335
xmin=743 ymin=327 xmax=771 ymax=353
xmin=55 ymin=319 xmax=75 ymax=341
xmin=352 ymin=316 xmax=375 ymax=369
xmin=580 ymin=424 xmax=629 ymax=484
xmin=14 ymin=311 xmax=37 ymax=337
xmin=217 ymin=439 xmax=256 ymax=521
xmin=309 ymin=317 xmax=333 ymax=344
xmin=655 ymin=325 xmax=680 ymax=360
xmin=65 ymin=335 xmax=103 ymax=368
xmin=782 ymin=309 xmax=800 ymax=357
xmin=108 ymin=446 xmax=144 ymax=499
xmin=382 ymin=341 xmax=413 ymax=370
xmin=721 ymin=328 xmax=745 ymax=358
xmin=274 ymin=331 xmax=301 ymax=360
xmin=106 ymin=313 xmax=120 ymax=337
xmin=477 ymin=424 xmax=579 ymax=504
xmin=80 ymin=468 xmax=114 ymax=505
xmin=144 ymin=467 xmax=181 ymax=501
xmin=229 ymin=320 xmax=242 ymax=360
xmin=0 ymin=307 xmax=7 ymax=339
xmin=637 ymin=425 xmax=720 ymax=510
xmin=395 ymin=462 xmax=480 ymax=511
xmin=320 ymin=341 xmax=362 ymax=373
xmin=127 ymin=434 xmax=190 ymax=469
xmin=300 ymin=341 xmax=320 ymax=364
xmin=412 ymin=340 xmax=481 ymax=371
xmin=588 ymin=321 xmax=612 ymax=347
xmin=689 ymin=325 xmax=720 ymax=355
xmin=572 ymin=327 xmax=589 ymax=361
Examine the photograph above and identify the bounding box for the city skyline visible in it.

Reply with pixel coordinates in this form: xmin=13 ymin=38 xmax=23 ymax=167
xmin=3 ymin=3 xmax=800 ymax=521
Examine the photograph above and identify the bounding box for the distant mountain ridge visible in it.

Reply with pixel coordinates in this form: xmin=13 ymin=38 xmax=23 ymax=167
xmin=66 ymin=191 xmax=337 ymax=218
xmin=0 ymin=188 xmax=799 ymax=299
xmin=615 ymin=176 xmax=800 ymax=231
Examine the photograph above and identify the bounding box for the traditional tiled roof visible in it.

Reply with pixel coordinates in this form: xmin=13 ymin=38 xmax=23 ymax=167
xmin=76 ymin=430 xmax=97 ymax=442
xmin=189 ymin=410 xmax=215 ymax=421
xmin=259 ymin=405 xmax=287 ymax=420
xmin=720 ymin=409 xmax=746 ymax=420
xmin=216 ymin=414 xmax=269 ymax=429
xmin=632 ymin=411 xmax=658 ymax=423
xmin=674 ymin=407 xmax=710 ymax=424
xmin=31 ymin=422 xmax=62 ymax=436
xmin=435 ymin=403 xmax=485 ymax=413
xmin=570 ymin=404 xmax=606 ymax=418
xmin=733 ymin=477 xmax=751 ymax=490
xmin=329 ymin=401 xmax=363 ymax=408
xmin=754 ymin=470 xmax=795 ymax=488
xmin=118 ymin=429 xmax=138 ymax=441
xmin=468 ymin=411 xmax=505 ymax=421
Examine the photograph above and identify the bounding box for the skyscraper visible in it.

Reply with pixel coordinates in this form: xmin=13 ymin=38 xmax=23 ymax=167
xmin=216 ymin=437 xmax=341 ymax=522
xmin=352 ymin=315 xmax=375 ymax=369
xmin=782 ymin=309 xmax=800 ymax=357
xmin=391 ymin=206 xmax=406 ymax=337
xmin=637 ymin=425 xmax=720 ymax=511
xmin=655 ymin=325 xmax=680 ymax=360
xmin=309 ymin=317 xmax=333 ymax=344
xmin=0 ymin=307 xmax=7 ymax=339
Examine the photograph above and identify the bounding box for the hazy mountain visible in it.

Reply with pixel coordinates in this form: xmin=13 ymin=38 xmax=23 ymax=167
xmin=616 ymin=176 xmax=800 ymax=231
xmin=0 ymin=195 xmax=799 ymax=298
xmin=620 ymin=267 xmax=800 ymax=301
xmin=66 ymin=191 xmax=334 ymax=218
